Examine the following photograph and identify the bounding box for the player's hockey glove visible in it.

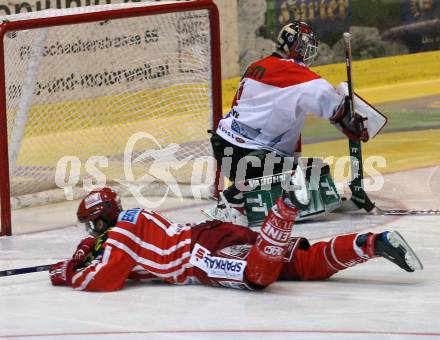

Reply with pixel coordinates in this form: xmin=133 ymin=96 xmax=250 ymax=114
xmin=72 ymin=235 xmax=96 ymax=262
xmin=330 ymin=97 xmax=368 ymax=142
xmin=49 ymin=258 xmax=82 ymax=286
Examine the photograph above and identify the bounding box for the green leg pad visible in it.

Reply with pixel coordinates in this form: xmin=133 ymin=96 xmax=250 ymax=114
xmin=243 ymin=158 xmax=342 ymax=228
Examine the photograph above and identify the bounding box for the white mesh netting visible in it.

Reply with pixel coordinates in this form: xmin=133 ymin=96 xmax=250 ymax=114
xmin=2 ymin=2 xmax=217 ymax=209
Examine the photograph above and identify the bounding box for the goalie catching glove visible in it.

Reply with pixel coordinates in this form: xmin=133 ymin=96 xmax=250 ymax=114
xmin=330 ymin=96 xmax=369 ymax=142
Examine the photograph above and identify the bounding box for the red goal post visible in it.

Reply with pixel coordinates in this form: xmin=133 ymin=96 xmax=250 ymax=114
xmin=0 ymin=0 xmax=222 ymax=236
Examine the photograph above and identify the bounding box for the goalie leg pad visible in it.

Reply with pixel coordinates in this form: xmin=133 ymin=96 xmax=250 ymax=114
xmin=243 ymin=158 xmax=342 ymax=227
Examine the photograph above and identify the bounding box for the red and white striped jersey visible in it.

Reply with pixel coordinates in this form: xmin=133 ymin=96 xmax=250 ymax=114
xmin=70 ymin=208 xmax=195 ymax=291
xmin=216 ymin=54 xmax=344 ymax=156
xmin=65 ymin=210 xmax=371 ymax=291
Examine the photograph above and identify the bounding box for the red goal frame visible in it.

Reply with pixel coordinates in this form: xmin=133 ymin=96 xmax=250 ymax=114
xmin=0 ymin=0 xmax=222 ymax=236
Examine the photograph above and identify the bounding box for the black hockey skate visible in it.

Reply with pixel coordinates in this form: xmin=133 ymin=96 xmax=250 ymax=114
xmin=374 ymin=231 xmax=423 ymax=272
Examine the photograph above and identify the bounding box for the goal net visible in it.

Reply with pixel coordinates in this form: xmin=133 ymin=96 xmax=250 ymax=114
xmin=0 ymin=0 xmax=222 ymax=235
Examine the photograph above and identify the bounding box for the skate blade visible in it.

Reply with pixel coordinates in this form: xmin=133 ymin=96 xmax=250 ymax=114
xmin=388 ymin=231 xmax=424 ymax=271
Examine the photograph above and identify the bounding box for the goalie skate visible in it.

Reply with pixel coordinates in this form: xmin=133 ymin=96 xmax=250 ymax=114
xmin=375 ymin=231 xmax=423 ymax=272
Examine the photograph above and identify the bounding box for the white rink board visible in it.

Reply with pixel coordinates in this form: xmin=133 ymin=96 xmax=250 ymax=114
xmin=1 ymin=167 xmax=440 ymax=339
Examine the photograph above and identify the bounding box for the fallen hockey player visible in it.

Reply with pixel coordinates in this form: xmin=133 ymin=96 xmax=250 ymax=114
xmin=49 ymin=187 xmax=423 ymax=291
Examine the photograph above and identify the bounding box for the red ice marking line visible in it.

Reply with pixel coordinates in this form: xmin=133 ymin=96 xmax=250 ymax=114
xmin=1 ymin=329 xmax=440 ymax=338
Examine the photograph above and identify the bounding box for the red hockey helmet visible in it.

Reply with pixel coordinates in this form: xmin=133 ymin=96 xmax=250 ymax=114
xmin=276 ymin=21 xmax=318 ymax=66
xmin=77 ymin=187 xmax=122 ymax=236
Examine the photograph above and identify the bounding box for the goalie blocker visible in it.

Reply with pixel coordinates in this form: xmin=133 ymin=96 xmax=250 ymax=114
xmin=238 ymin=158 xmax=342 ymax=228
xmin=330 ymin=82 xmax=388 ymax=142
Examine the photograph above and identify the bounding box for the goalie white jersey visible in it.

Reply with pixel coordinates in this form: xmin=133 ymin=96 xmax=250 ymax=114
xmin=217 ymin=54 xmax=344 ymax=156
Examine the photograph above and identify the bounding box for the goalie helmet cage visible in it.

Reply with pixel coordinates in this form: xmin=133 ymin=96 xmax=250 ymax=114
xmin=0 ymin=0 xmax=222 ymax=236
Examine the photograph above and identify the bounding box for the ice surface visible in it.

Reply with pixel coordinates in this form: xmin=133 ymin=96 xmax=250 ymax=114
xmin=1 ymin=167 xmax=439 ymax=339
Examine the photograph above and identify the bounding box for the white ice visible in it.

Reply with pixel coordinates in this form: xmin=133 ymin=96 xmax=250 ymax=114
xmin=1 ymin=167 xmax=440 ymax=340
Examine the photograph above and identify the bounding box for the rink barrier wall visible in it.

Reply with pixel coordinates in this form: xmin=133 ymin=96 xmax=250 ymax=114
xmin=303 ymin=129 xmax=440 ymax=179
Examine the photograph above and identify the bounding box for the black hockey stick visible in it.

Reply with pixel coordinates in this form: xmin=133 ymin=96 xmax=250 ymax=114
xmin=343 ymin=32 xmax=376 ymax=213
xmin=0 ymin=264 xmax=52 ymax=277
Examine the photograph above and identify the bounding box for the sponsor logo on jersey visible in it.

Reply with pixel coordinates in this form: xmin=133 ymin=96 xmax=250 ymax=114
xmin=264 ymin=245 xmax=284 ymax=257
xmin=84 ymin=192 xmax=102 ymax=209
xmin=231 ymin=108 xmax=240 ymax=118
xmin=262 ymin=223 xmax=291 ymax=244
xmin=190 ymin=243 xmax=247 ymax=281
xmin=266 ymin=213 xmax=293 ymax=231
xmin=244 ymin=65 xmax=266 ymax=80
xmin=118 ymin=208 xmax=141 ymax=224
xmin=218 ymin=122 xmax=236 ymax=140
xmin=231 ymin=119 xmax=241 ymax=134
xmin=230 ymin=119 xmax=261 ymax=140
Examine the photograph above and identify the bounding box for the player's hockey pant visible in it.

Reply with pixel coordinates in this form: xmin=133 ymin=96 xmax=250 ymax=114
xmin=191 ymin=221 xmax=369 ymax=289
xmin=210 ymin=132 xmax=299 ymax=203
xmin=210 ymin=133 xmax=287 ymax=182
xmin=279 ymin=233 xmax=369 ymax=281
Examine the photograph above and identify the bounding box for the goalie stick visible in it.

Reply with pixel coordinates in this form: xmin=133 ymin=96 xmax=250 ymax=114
xmin=343 ymin=32 xmax=376 ymax=213
xmin=342 ymin=32 xmax=440 ymax=217
xmin=0 ymin=264 xmax=52 ymax=277
xmin=373 ymin=208 xmax=440 ymax=216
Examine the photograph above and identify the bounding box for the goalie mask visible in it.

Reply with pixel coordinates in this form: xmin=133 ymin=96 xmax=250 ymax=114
xmin=276 ymin=21 xmax=318 ymax=66
xmin=77 ymin=187 xmax=122 ymax=237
